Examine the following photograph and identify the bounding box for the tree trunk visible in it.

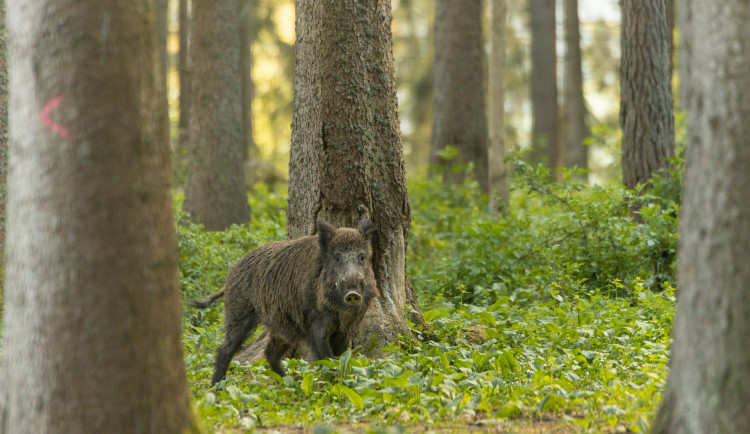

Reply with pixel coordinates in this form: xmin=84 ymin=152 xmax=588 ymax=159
xmin=562 ymin=0 xmax=588 ymax=179
xmin=530 ymin=0 xmax=560 ymax=174
xmin=430 ymin=0 xmax=489 ymax=193
xmin=619 ymin=0 xmax=674 ymax=190
xmin=178 ymin=0 xmax=191 ymax=148
xmin=488 ymin=0 xmax=509 ymax=211
xmin=651 ymin=1 xmax=750 ymax=432
xmin=156 ymin=0 xmax=169 ymax=137
xmin=286 ymin=0 xmax=425 ymax=354
xmin=184 ymin=0 xmax=251 ymax=230
xmin=240 ymin=0 xmax=257 ymax=160
xmin=0 ymin=0 xmax=8 ymax=300
xmin=0 ymin=2 xmax=197 ymax=432
xmin=667 ymin=0 xmax=675 ymax=79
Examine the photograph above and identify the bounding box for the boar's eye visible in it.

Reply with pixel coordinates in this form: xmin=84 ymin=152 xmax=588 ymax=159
xmin=358 ymin=253 xmax=366 ymax=263
xmin=334 ymin=253 xmax=342 ymax=262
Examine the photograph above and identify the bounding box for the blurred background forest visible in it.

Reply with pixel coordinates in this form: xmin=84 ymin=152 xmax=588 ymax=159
xmin=166 ymin=0 xmax=627 ymax=189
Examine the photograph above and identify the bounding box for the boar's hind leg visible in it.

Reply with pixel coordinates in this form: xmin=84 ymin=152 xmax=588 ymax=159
xmin=264 ymin=335 xmax=291 ymax=377
xmin=211 ymin=312 xmax=259 ymax=385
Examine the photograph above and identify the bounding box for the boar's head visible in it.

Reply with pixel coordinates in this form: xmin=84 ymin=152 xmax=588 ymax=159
xmin=317 ymin=218 xmax=377 ymax=309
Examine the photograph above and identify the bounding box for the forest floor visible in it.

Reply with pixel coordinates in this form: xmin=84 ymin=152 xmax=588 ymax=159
xmin=247 ymin=418 xmax=577 ymax=433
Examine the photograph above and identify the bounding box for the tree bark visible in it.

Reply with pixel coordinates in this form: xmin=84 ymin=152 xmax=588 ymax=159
xmin=562 ymin=0 xmax=588 ymax=178
xmin=240 ymin=0 xmax=257 ymax=160
xmin=430 ymin=0 xmax=489 ymax=192
xmin=285 ymin=0 xmax=424 ymax=354
xmin=530 ymin=0 xmax=560 ymax=174
xmin=0 ymin=0 xmax=8 ymax=300
xmin=651 ymin=1 xmax=750 ymax=432
xmin=156 ymin=0 xmax=169 ymax=138
xmin=184 ymin=0 xmax=251 ymax=230
xmin=667 ymin=0 xmax=675 ymax=79
xmin=619 ymin=0 xmax=674 ymax=190
xmin=0 ymin=1 xmax=197 ymax=432
xmin=488 ymin=0 xmax=509 ymax=211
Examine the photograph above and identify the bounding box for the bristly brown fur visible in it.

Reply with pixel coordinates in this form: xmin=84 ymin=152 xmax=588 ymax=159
xmin=190 ymin=219 xmax=378 ymax=383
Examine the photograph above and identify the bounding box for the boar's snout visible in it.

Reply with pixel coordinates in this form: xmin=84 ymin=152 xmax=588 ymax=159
xmin=339 ymin=273 xmax=365 ymax=306
xmin=344 ymin=291 xmax=363 ymax=306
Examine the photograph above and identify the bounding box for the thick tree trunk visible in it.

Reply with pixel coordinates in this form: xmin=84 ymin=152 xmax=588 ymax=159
xmin=184 ymin=0 xmax=251 ymax=230
xmin=488 ymin=0 xmax=509 ymax=212
xmin=430 ymin=0 xmax=489 ymax=192
xmin=562 ymin=0 xmax=588 ymax=178
xmin=284 ymin=0 xmax=424 ymax=356
xmin=0 ymin=2 xmax=197 ymax=432
xmin=620 ymin=0 xmax=674 ymax=190
xmin=530 ymin=0 xmax=560 ymax=174
xmin=651 ymin=1 xmax=750 ymax=432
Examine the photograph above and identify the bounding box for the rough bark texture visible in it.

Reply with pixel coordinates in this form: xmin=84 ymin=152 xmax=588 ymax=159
xmin=252 ymin=0 xmax=425 ymax=361
xmin=562 ymin=0 xmax=588 ymax=178
xmin=651 ymin=1 xmax=750 ymax=432
xmin=430 ymin=0 xmax=488 ymax=192
xmin=0 ymin=0 xmax=8 ymax=300
xmin=0 ymin=2 xmax=197 ymax=432
xmin=620 ymin=0 xmax=674 ymax=190
xmin=530 ymin=0 xmax=560 ymax=173
xmin=488 ymin=0 xmax=509 ymax=212
xmin=184 ymin=0 xmax=251 ymax=230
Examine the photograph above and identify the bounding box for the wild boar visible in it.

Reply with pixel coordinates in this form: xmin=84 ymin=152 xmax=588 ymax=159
xmin=189 ymin=219 xmax=378 ymax=384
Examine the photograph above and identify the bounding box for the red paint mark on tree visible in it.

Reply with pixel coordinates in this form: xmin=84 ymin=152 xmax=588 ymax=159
xmin=40 ymin=96 xmax=73 ymax=141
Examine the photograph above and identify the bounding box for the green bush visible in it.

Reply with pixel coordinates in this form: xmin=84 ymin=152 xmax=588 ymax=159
xmin=408 ymin=156 xmax=680 ymax=306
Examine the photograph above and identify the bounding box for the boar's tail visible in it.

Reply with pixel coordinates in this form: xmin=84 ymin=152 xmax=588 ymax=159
xmin=188 ymin=289 xmax=225 ymax=309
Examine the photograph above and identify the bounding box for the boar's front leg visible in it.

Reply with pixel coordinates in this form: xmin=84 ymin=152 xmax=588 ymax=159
xmin=308 ymin=313 xmax=334 ymax=361
xmin=329 ymin=332 xmax=348 ymax=356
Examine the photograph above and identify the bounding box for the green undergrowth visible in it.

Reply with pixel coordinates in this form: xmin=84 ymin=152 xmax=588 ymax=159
xmin=179 ymin=162 xmax=679 ymax=432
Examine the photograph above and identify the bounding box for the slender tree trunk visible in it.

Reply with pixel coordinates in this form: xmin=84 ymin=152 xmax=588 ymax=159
xmin=288 ymin=0 xmax=426 ymax=351
xmin=184 ymin=0 xmax=251 ymax=230
xmin=530 ymin=0 xmax=560 ymax=174
xmin=430 ymin=0 xmax=489 ymax=192
xmin=0 ymin=0 xmax=8 ymax=299
xmin=562 ymin=0 xmax=588 ymax=179
xmin=240 ymin=0 xmax=257 ymax=159
xmin=652 ymin=1 xmax=750 ymax=432
xmin=620 ymin=0 xmax=674 ymax=190
xmin=178 ymin=0 xmax=190 ymax=147
xmin=175 ymin=0 xmax=191 ymax=185
xmin=667 ymin=0 xmax=675 ymax=78
xmin=488 ymin=0 xmax=509 ymax=211
xmin=156 ymin=0 xmax=169 ymax=136
xmin=0 ymin=1 xmax=197 ymax=432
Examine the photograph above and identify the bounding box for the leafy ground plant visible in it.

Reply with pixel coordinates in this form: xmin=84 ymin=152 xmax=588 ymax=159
xmin=180 ymin=171 xmax=677 ymax=432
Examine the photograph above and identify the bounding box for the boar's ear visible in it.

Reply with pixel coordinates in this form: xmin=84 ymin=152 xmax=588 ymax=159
xmin=358 ymin=219 xmax=375 ymax=240
xmin=317 ymin=219 xmax=336 ymax=253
